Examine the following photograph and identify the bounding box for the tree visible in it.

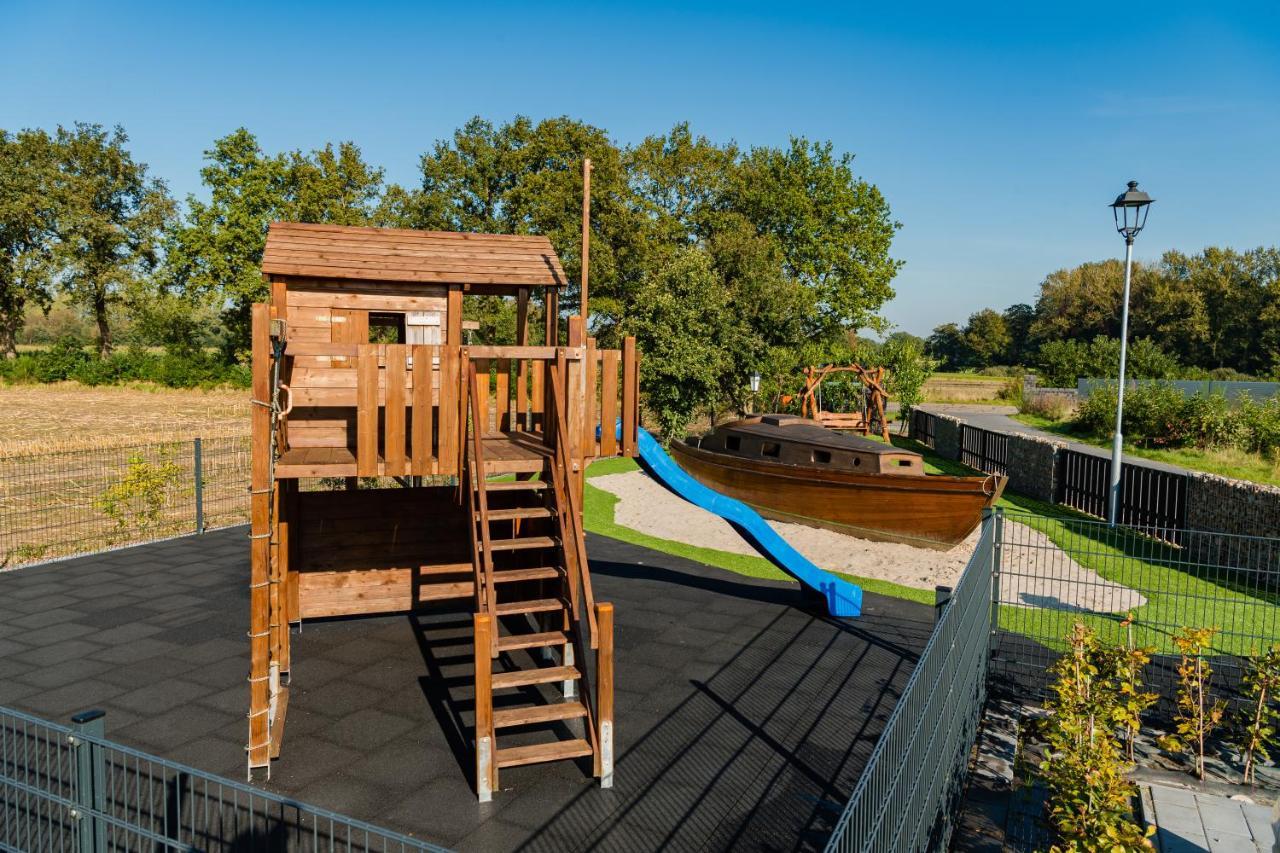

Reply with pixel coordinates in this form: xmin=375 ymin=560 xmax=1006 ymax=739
xmin=382 ymin=116 xmax=648 ymax=330
xmin=1002 ymin=303 xmax=1036 ymax=365
xmin=165 ymin=129 xmax=385 ymax=355
xmin=962 ymin=308 xmax=1010 ymax=367
xmin=880 ymin=334 xmax=937 ymax=426
xmin=725 ymin=138 xmax=901 ymax=337
xmin=53 ymin=124 xmax=173 ymax=357
xmin=1035 ymin=336 xmax=1181 ymax=388
xmin=622 ymin=247 xmax=736 ymax=439
xmin=926 ymin=322 xmax=971 ymax=370
xmin=0 ymin=128 xmax=59 ymax=358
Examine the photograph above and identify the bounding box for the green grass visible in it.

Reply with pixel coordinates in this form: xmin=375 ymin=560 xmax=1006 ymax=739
xmin=1011 ymin=413 xmax=1280 ymax=487
xmin=581 ymin=456 xmax=935 ymax=605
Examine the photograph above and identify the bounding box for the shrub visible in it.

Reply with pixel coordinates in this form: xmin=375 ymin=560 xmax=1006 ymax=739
xmin=1036 ymin=336 xmax=1181 ymax=388
xmin=1040 ymin=622 xmax=1154 ymax=851
xmin=1157 ymin=626 xmax=1226 ymax=781
xmin=1238 ymin=395 xmax=1280 ymax=458
xmin=1181 ymin=392 xmax=1238 ymax=448
xmin=1233 ymin=644 xmax=1280 ymax=784
xmin=0 ymin=343 xmax=251 ymax=390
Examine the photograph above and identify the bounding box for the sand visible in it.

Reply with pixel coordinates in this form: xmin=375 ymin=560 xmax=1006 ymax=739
xmin=591 ymin=470 xmax=1145 ymax=614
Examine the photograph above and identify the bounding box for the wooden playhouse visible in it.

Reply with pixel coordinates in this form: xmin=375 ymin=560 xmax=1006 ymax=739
xmin=246 ymin=217 xmax=639 ymax=801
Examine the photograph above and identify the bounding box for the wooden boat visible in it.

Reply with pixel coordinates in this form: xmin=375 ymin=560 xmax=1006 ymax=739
xmin=670 ymin=414 xmax=1005 ymax=549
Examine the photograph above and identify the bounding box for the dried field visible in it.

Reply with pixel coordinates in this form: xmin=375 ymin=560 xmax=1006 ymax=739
xmin=0 ymin=383 xmax=248 ymax=454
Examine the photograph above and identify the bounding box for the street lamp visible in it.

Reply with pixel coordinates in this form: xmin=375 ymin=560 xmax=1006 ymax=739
xmin=1106 ymin=181 xmax=1154 ymax=526
xmin=748 ymin=372 xmax=761 ymax=414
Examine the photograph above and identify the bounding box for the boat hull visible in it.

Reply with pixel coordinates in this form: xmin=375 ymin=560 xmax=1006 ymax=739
xmin=669 ymin=440 xmax=1003 ymax=550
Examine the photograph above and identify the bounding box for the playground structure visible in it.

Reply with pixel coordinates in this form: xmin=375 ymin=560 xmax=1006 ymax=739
xmin=799 ymin=364 xmax=891 ymax=442
xmin=247 ymin=184 xmax=641 ymax=799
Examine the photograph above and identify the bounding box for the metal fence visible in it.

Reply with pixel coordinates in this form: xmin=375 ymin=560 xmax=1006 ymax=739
xmin=1055 ymin=448 xmax=1187 ymax=546
xmin=990 ymin=508 xmax=1280 ymax=708
xmin=825 ymin=513 xmax=996 ymax=853
xmin=0 ymin=436 xmax=250 ymax=570
xmin=908 ymin=410 xmax=1191 ymax=542
xmin=0 ymin=705 xmax=450 ymax=852
xmin=959 ymin=425 xmax=1009 ymax=478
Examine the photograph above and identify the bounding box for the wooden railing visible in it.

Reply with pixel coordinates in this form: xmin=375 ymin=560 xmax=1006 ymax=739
xmin=276 ymin=339 xmax=638 ymax=477
xmin=547 ymin=357 xmax=598 ymax=648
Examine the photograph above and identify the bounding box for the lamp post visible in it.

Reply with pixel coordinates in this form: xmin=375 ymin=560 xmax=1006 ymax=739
xmin=1106 ymin=181 xmax=1154 ymax=526
xmin=748 ymin=372 xmax=761 ymax=414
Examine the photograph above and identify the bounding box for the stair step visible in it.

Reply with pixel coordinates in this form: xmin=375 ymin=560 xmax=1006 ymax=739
xmin=493 ymin=566 xmax=560 ymax=583
xmin=486 ymin=536 xmax=557 ymax=552
xmin=494 ymin=598 xmax=565 ymax=617
xmin=416 ymin=562 xmax=473 ymax=577
xmin=495 ymin=630 xmax=568 ymax=652
xmin=483 ymin=459 xmax=546 ymax=475
xmin=419 ymin=581 xmax=474 ymax=601
xmin=477 ymin=506 xmax=554 ymax=522
xmin=483 ymin=481 xmax=547 ymax=492
xmin=491 ymin=665 xmax=580 ymax=689
xmin=496 ymin=738 xmax=593 ymax=768
xmin=493 ymin=700 xmax=588 ymax=729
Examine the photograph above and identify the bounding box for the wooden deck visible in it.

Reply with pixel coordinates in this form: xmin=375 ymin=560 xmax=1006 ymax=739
xmin=275 ymin=431 xmax=553 ymax=478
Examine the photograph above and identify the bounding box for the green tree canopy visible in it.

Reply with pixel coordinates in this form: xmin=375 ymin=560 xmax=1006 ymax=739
xmin=54 ymin=123 xmax=174 ymax=357
xmin=0 ymin=128 xmax=59 ymax=358
xmin=165 ymin=128 xmax=385 ymax=355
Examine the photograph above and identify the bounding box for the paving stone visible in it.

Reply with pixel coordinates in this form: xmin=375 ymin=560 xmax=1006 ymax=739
xmin=13 ymin=638 xmax=103 ymax=667
xmin=112 ymin=679 xmax=213 ymax=714
xmin=90 ymin=637 xmax=184 ymax=664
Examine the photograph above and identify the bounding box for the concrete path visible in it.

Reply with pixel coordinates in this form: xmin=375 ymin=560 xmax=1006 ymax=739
xmin=918 ymin=403 xmax=1189 ymax=476
xmin=1144 ymin=783 xmax=1276 ymax=852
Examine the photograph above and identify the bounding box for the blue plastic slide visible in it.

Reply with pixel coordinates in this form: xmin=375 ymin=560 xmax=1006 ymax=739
xmin=625 ymin=425 xmax=862 ymax=618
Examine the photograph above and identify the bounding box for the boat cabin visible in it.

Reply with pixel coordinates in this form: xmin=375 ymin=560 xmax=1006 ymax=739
xmin=692 ymin=414 xmax=925 ymax=476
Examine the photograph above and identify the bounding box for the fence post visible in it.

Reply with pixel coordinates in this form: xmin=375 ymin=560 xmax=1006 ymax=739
xmin=193 ymin=437 xmax=204 ymax=534
xmin=988 ymin=509 xmax=1003 ymax=655
xmin=70 ymin=709 xmax=106 ymax=853
xmin=933 ymin=585 xmax=952 ymax=623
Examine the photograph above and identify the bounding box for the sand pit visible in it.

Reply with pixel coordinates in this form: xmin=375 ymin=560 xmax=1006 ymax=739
xmin=591 ymin=470 xmax=1145 ymax=614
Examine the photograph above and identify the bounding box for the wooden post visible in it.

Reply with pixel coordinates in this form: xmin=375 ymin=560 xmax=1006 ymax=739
xmin=385 ymin=344 xmax=407 ymax=475
xmin=580 ymin=158 xmax=591 ymax=320
xmin=247 ymin=303 xmax=272 ymax=775
xmin=622 ymin=336 xmax=638 ymax=458
xmin=567 ymin=317 xmax=586 ymax=507
xmin=516 ymin=288 xmax=529 ymax=431
xmin=601 ymin=350 xmax=619 ymax=456
xmin=447 ymin=287 xmax=463 ymax=347
xmin=584 ymin=338 xmax=598 ymax=457
xmin=356 ymin=345 xmax=378 ymax=477
xmin=595 ymin=602 xmax=614 ymax=788
xmin=545 ymin=290 xmax=559 ymax=347
xmin=474 ymin=613 xmax=495 ymax=802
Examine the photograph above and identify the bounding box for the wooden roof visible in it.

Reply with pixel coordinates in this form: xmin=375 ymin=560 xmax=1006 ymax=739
xmin=261 ymin=222 xmax=567 ymax=287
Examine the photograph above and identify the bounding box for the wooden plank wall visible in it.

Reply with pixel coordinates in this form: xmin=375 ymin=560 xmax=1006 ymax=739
xmin=291 ymin=486 xmax=470 ymax=618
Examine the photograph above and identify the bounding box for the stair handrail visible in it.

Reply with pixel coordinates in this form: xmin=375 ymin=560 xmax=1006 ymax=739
xmin=467 ymin=361 xmax=499 ymax=625
xmin=547 ymin=357 xmax=598 ymax=649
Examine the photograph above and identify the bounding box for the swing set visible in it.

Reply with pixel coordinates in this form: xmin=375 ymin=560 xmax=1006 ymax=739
xmin=798 ymin=364 xmax=891 ymax=442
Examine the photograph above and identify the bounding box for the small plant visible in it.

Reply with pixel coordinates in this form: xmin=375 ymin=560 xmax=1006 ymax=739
xmin=96 ymin=452 xmax=181 ymax=531
xmin=1041 ymin=622 xmax=1154 ymax=851
xmin=1233 ymin=644 xmax=1280 ymax=784
xmin=1114 ymin=613 xmax=1158 ymax=763
xmin=1157 ymin=626 xmax=1227 ymax=780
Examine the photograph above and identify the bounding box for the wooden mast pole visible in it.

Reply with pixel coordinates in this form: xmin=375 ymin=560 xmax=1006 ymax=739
xmin=580 ymin=158 xmax=591 ymax=321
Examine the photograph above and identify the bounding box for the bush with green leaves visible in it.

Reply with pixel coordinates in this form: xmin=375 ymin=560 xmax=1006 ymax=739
xmin=1074 ymin=384 xmax=1280 ymax=457
xmin=1035 ymin=335 xmax=1181 ymax=388
xmin=0 ymin=339 xmax=250 ymax=389
xmin=1233 ymin=644 xmax=1280 ymax=784
xmin=1040 ymin=622 xmax=1155 ymax=852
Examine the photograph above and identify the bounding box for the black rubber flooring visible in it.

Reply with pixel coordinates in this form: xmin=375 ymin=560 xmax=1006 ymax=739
xmin=0 ymin=527 xmax=933 ymax=851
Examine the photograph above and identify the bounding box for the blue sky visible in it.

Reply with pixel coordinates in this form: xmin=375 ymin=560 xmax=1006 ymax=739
xmin=4 ymin=1 xmax=1278 ymax=336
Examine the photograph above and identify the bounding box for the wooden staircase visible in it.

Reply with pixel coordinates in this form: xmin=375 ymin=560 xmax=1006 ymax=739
xmin=463 ymin=359 xmax=614 ymax=802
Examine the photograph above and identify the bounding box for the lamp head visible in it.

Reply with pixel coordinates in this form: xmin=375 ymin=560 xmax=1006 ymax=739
xmin=1110 ymin=180 xmax=1154 ymax=243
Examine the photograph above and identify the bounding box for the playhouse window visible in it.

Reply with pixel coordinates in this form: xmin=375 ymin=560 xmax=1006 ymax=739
xmin=761 ymin=442 xmax=781 ymax=458
xmin=369 ymin=312 xmax=405 ymax=344
xmin=813 ymin=450 xmax=831 ymax=464
xmin=725 ymin=436 xmax=741 ymax=451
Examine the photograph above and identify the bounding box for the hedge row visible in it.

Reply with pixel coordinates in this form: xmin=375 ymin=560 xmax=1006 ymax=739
xmin=0 ymin=338 xmax=250 ymax=389
xmin=1076 ymin=382 xmax=1280 ymax=457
